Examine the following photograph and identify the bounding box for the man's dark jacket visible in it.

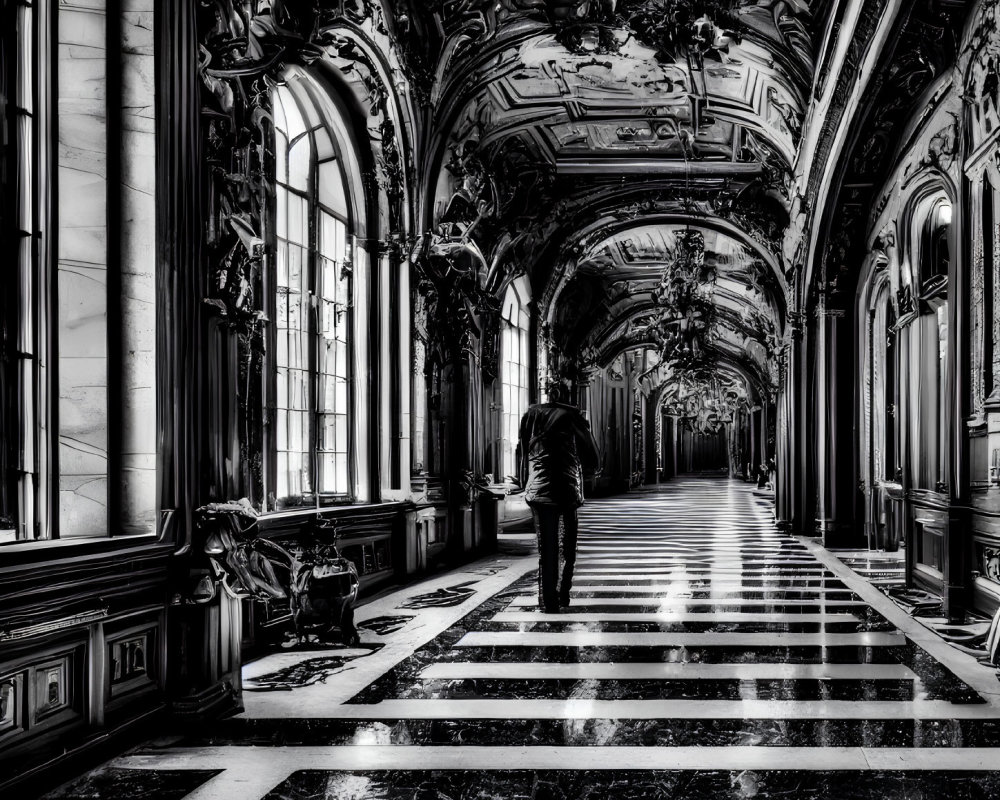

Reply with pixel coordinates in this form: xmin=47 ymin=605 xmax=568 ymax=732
xmin=517 ymin=403 xmax=600 ymax=509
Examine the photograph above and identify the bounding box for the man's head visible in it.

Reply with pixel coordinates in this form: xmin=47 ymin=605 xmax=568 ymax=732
xmin=548 ymin=381 xmax=571 ymax=404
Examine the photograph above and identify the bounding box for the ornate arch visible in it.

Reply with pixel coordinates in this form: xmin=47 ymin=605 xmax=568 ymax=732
xmin=543 ymin=213 xmax=789 ymax=329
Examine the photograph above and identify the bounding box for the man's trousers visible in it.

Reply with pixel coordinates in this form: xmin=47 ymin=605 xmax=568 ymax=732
xmin=531 ymin=504 xmax=579 ymax=612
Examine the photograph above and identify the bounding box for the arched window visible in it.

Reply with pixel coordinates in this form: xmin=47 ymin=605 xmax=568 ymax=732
xmin=271 ymin=82 xmax=353 ymax=507
xmin=921 ymin=201 xmax=952 ymax=287
xmin=910 ymin=198 xmax=950 ymax=498
xmin=500 ymin=281 xmax=531 ymax=483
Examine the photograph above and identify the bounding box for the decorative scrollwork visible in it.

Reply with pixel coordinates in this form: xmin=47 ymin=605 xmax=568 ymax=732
xmin=546 ymin=0 xmax=744 ymax=62
xmin=621 ymin=0 xmax=743 ymax=66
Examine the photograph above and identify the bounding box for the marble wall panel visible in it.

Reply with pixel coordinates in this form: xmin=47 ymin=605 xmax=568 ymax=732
xmin=58 ymin=358 xmax=108 ymax=461
xmin=58 ymin=264 xmax=107 ymax=359
xmin=58 ymin=475 xmax=109 ymax=537
xmin=57 ymin=113 xmax=108 ymax=192
xmin=58 ymin=0 xmax=109 ymax=537
xmin=119 ymin=0 xmax=157 ymax=535
xmin=57 ymin=225 xmax=108 ymax=271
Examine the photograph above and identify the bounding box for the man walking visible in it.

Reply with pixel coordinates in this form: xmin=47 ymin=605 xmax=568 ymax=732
xmin=517 ymin=383 xmax=600 ymax=613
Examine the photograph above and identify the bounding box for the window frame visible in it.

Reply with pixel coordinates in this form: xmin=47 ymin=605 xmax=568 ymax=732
xmin=1 ymin=0 xmax=51 ymax=544
xmin=267 ymin=80 xmax=357 ymax=512
xmin=498 ymin=281 xmax=531 ymax=485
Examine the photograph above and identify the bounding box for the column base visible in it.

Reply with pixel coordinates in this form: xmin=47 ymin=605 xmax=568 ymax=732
xmin=816 ymin=519 xmax=867 ymax=549
xmin=943 ymin=582 xmax=968 ymax=624
xmin=169 ymin=680 xmax=241 ymax=719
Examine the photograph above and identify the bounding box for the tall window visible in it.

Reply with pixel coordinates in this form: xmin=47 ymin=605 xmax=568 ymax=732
xmin=500 ymin=281 xmax=530 ymax=483
xmin=1 ymin=1 xmax=155 ymax=542
xmin=883 ymin=301 xmax=897 ymax=481
xmin=983 ymin=179 xmax=995 ymax=400
xmin=915 ymin=202 xmax=951 ymax=493
xmin=271 ymin=83 xmax=352 ymax=508
xmin=922 ymin=202 xmax=951 ymax=286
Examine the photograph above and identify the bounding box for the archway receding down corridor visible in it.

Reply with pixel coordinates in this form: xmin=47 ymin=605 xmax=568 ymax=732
xmin=48 ymin=478 xmax=1000 ymax=799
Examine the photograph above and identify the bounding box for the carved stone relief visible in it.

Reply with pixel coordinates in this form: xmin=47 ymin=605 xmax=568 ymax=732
xmin=962 ymin=0 xmax=1000 ymax=148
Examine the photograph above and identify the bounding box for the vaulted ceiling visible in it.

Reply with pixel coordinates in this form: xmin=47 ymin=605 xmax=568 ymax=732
xmin=404 ymin=0 xmax=822 ymax=397
xmin=564 ymin=223 xmax=782 ymax=386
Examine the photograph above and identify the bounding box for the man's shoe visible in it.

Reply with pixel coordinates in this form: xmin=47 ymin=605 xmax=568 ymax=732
xmin=559 ymin=593 xmax=571 ymax=608
xmin=542 ymin=604 xmax=560 ymax=614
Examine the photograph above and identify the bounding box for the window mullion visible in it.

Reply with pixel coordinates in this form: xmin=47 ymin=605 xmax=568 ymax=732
xmin=309 ymin=143 xmax=320 ymax=508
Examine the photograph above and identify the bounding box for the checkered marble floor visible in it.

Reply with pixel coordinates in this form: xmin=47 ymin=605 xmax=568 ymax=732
xmin=46 ymin=478 xmax=1000 ymax=799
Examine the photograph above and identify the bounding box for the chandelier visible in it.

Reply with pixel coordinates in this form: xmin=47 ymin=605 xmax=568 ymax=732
xmin=661 ymin=368 xmax=747 ymax=435
xmin=650 ymin=229 xmax=716 ymax=368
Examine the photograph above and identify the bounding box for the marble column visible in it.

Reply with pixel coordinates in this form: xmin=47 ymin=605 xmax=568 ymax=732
xmin=795 ymin=320 xmax=816 ymax=534
xmin=897 ymin=323 xmax=916 ymax=587
xmin=644 ymin=393 xmax=657 ymax=484
xmin=157 ymin=0 xmax=241 ymax=717
xmin=815 ymin=304 xmax=863 ymax=547
xmin=943 ymin=176 xmax=973 ymax=621
xmin=775 ymin=350 xmax=793 ymax=527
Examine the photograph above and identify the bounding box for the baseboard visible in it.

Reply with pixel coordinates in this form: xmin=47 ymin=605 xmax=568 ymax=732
xmin=1 ymin=704 xmax=166 ymax=799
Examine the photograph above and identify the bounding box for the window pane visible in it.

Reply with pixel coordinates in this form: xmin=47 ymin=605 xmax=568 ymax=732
xmin=500 ymin=287 xmax=531 ymax=483
xmin=276 ymin=131 xmax=288 ymax=184
xmin=284 ymin=193 xmax=308 ymax=246
xmin=287 ymin=194 xmax=302 ymax=246
xmin=276 ymin=243 xmax=287 ymax=286
xmin=319 ymin=453 xmax=336 ymax=493
xmin=16 ymin=116 xmax=33 ymax=233
xmin=335 ymin=341 xmax=348 ymax=376
xmin=276 ymin=186 xmax=287 ymax=240
xmin=317 ymin=215 xmax=351 ymax=495
xmin=276 ymin=452 xmax=288 ymax=499
xmin=276 ymin=194 xmax=311 ymax=504
xmin=287 ymin=243 xmax=301 ymax=288
xmin=280 ymin=87 xmax=306 ymax=139
xmin=17 ymin=5 xmax=33 ymax=115
xmin=288 ymin=135 xmax=312 ymax=190
xmin=335 ymin=453 xmax=348 ymax=493
xmin=319 ymin=159 xmax=348 ymax=218
xmin=314 ymin=130 xmax=334 ymax=162
xmin=273 ymin=86 xmax=353 ymax=503
xmin=335 ymin=414 xmax=348 ymax=449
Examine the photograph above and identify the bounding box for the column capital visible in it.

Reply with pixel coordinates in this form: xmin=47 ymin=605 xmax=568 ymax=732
xmin=786 ymin=310 xmax=806 ymax=336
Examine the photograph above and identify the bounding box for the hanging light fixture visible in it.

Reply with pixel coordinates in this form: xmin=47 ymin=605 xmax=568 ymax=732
xmin=651 ymin=228 xmax=716 ymax=368
xmin=660 ymin=368 xmax=749 ymax=436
